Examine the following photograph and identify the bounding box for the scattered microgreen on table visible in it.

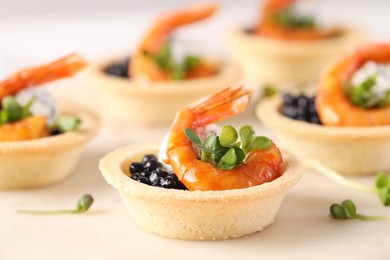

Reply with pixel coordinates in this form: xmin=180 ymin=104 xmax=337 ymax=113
xmin=307 ymin=159 xmax=390 ymax=206
xmin=18 ymin=194 xmax=93 ymax=215
xmin=185 ymin=125 xmax=272 ymax=170
xmin=329 ymin=200 xmax=390 ymax=221
xmin=143 ymin=42 xmax=201 ymax=80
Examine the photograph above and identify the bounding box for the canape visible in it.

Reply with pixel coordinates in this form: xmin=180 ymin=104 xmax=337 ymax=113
xmin=257 ymin=43 xmax=390 ymax=176
xmin=99 ymin=87 xmax=303 ymax=240
xmin=0 ymin=54 xmax=100 ymax=189
xmin=226 ymin=0 xmax=364 ymax=86
xmin=85 ymin=3 xmax=241 ymax=125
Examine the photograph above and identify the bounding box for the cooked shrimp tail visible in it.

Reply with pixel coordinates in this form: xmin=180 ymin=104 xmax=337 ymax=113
xmin=191 ymin=87 xmax=251 ymax=128
xmin=131 ymin=3 xmax=219 ymax=81
xmin=0 ymin=53 xmax=87 ymax=100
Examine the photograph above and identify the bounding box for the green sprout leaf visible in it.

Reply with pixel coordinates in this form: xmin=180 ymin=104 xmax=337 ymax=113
xmin=18 ymin=194 xmax=94 ymax=215
xmin=144 ymin=42 xmax=201 ymax=80
xmin=219 ymin=125 xmax=238 ymax=147
xmin=272 ymin=9 xmax=316 ymax=29
xmin=376 ymin=172 xmax=390 ymax=206
xmin=239 ymin=126 xmax=255 ymax=153
xmin=184 ymin=128 xmax=202 ymax=146
xmin=0 ymin=96 xmax=35 ymax=125
xmin=184 ymin=125 xmax=273 ymax=170
xmin=249 ymin=136 xmax=272 ymax=152
xmin=55 ymin=115 xmax=81 ymax=133
xmin=329 ymin=199 xmax=390 ymax=221
xmin=218 ymin=147 xmax=237 ymax=170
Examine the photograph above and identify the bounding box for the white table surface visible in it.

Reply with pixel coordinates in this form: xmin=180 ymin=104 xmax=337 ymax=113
xmin=1 ymin=1 xmax=390 ymax=259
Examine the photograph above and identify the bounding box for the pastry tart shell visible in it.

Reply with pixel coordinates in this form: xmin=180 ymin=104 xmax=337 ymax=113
xmin=225 ymin=28 xmax=364 ymax=86
xmin=0 ymin=101 xmax=100 ymax=189
xmin=84 ymin=58 xmax=242 ymax=125
xmin=256 ymin=97 xmax=390 ymax=176
xmin=99 ymin=143 xmax=302 ymax=240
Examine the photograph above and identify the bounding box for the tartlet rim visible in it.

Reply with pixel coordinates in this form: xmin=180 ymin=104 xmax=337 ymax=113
xmin=99 ymin=142 xmax=303 ymax=203
xmin=0 ymin=100 xmax=101 ymax=154
xmin=256 ymin=96 xmax=390 ymax=141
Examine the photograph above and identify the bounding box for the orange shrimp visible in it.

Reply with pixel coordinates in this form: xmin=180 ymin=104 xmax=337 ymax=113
xmin=0 ymin=116 xmax=48 ymax=141
xmin=130 ymin=3 xmax=219 ymax=81
xmin=165 ymin=87 xmax=283 ymax=191
xmin=316 ymin=43 xmax=390 ymax=127
xmin=0 ymin=53 xmax=86 ymax=101
xmin=255 ymin=0 xmax=335 ymax=41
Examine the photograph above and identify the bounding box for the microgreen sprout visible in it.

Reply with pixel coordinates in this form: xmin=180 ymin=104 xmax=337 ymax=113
xmin=348 ymin=75 xmax=390 ymax=109
xmin=18 ymin=194 xmax=93 ymax=215
xmin=329 ymin=200 xmax=390 ymax=221
xmin=307 ymin=159 xmax=390 ymax=206
xmin=0 ymin=96 xmax=35 ymax=125
xmin=262 ymin=85 xmax=278 ymax=99
xmin=185 ymin=125 xmax=272 ymax=170
xmin=143 ymin=42 xmax=201 ymax=80
xmin=272 ymin=9 xmax=316 ymax=29
xmin=54 ymin=115 xmax=82 ymax=133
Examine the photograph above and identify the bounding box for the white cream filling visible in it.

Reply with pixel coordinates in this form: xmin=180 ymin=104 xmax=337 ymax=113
xmin=158 ymin=124 xmax=222 ymax=171
xmin=351 ymin=61 xmax=390 ymax=100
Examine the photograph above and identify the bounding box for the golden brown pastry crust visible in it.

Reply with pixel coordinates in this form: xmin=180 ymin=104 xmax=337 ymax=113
xmin=99 ymin=143 xmax=302 ymax=240
xmin=225 ymin=27 xmax=365 ymax=86
xmin=84 ymin=57 xmax=242 ymax=125
xmin=0 ymin=101 xmax=100 ymax=189
xmin=256 ymin=97 xmax=390 ymax=176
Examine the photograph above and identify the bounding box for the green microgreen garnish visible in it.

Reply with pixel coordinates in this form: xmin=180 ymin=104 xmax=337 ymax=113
xmin=262 ymin=85 xmax=278 ymax=98
xmin=18 ymin=194 xmax=94 ymax=215
xmin=348 ymin=75 xmax=390 ymax=109
xmin=307 ymin=160 xmax=390 ymax=206
xmin=143 ymin=43 xmax=201 ymax=80
xmin=185 ymin=125 xmax=272 ymax=170
xmin=329 ymin=200 xmax=390 ymax=221
xmin=272 ymin=9 xmax=316 ymax=29
xmin=0 ymin=96 xmax=35 ymax=125
xmin=53 ymin=115 xmax=81 ymax=133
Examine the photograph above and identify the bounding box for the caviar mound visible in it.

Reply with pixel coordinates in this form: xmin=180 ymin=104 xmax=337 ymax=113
xmin=129 ymin=154 xmax=187 ymax=190
xmin=99 ymin=143 xmax=303 ymax=240
xmin=105 ymin=58 xmax=130 ymax=78
xmin=281 ymin=93 xmax=321 ymax=124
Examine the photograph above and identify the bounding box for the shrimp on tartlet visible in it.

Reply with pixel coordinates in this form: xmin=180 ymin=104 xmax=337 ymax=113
xmin=162 ymin=87 xmax=284 ymax=191
xmin=131 ymin=3 xmax=220 ymax=81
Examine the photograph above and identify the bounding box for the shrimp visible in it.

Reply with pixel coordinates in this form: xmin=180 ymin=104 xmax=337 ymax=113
xmin=130 ymin=3 xmax=219 ymax=81
xmin=165 ymin=87 xmax=283 ymax=191
xmin=316 ymin=43 xmax=390 ymax=127
xmin=255 ymin=0 xmax=337 ymax=41
xmin=0 ymin=53 xmax=86 ymax=101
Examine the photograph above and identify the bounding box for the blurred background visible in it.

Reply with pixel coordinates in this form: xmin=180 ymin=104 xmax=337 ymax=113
xmin=0 ymin=0 xmax=390 ymax=76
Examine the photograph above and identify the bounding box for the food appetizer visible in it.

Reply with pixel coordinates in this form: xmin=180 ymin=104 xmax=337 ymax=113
xmin=226 ymin=0 xmax=364 ymax=86
xmin=0 ymin=54 xmax=100 ymax=189
xmin=100 ymin=87 xmax=302 ymax=240
xmin=85 ymin=3 xmax=241 ymax=125
xmin=257 ymin=43 xmax=390 ymax=176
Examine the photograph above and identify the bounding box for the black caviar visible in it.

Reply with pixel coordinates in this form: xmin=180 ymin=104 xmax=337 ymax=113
xmin=105 ymin=57 xmax=130 ymax=78
xmin=281 ymin=93 xmax=322 ymax=124
xmin=129 ymin=154 xmax=187 ymax=190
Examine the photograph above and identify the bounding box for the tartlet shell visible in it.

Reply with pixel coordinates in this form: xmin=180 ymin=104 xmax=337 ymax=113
xmin=0 ymin=101 xmax=100 ymax=189
xmin=225 ymin=27 xmax=364 ymax=86
xmin=256 ymin=97 xmax=390 ymax=176
xmin=99 ymin=143 xmax=302 ymax=240
xmin=84 ymin=58 xmax=242 ymax=125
